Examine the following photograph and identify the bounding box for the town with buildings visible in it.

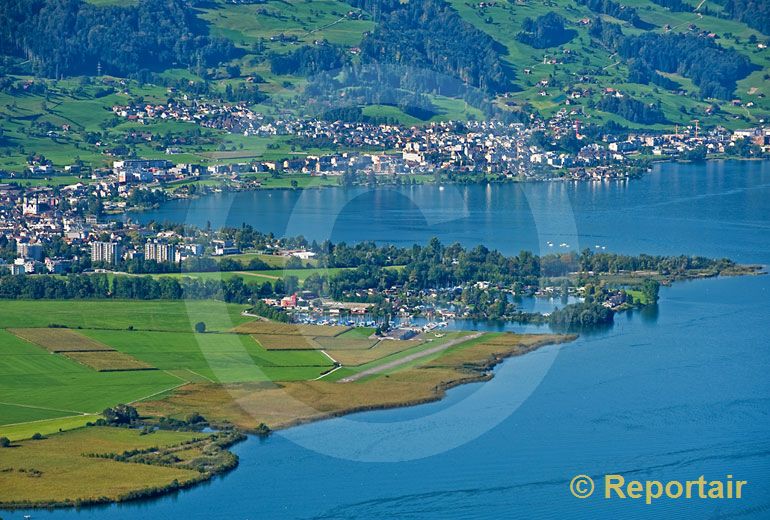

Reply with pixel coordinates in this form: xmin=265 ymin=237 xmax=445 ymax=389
xmin=103 ymin=101 xmax=770 ymax=180
xmin=0 ymin=104 xmax=768 ymax=284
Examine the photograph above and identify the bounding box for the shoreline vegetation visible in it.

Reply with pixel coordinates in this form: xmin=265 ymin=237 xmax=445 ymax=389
xmin=1 ymin=233 xmax=762 ymax=325
xmin=0 ymin=426 xmax=246 ymax=510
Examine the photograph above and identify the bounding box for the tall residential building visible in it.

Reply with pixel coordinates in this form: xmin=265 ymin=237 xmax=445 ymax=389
xmin=91 ymin=241 xmax=121 ymax=265
xmin=144 ymin=241 xmax=176 ymax=263
xmin=17 ymin=242 xmax=44 ymax=261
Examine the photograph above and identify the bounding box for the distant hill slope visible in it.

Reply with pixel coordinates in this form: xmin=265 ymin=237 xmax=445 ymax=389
xmin=0 ymin=0 xmax=768 ymax=175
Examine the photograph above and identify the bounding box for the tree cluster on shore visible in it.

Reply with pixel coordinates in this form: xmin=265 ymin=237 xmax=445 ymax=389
xmin=0 ymin=238 xmax=738 ymax=306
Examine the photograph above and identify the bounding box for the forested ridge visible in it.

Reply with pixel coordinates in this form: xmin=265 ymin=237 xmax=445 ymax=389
xmin=722 ymin=0 xmax=770 ymax=35
xmin=350 ymin=0 xmax=514 ymax=94
xmin=0 ymin=0 xmax=239 ymax=77
xmin=590 ymin=18 xmax=756 ymax=99
xmin=596 ymin=95 xmax=668 ymax=125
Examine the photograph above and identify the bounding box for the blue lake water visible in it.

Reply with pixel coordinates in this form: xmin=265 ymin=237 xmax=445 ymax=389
xmin=9 ymin=160 xmax=770 ymax=519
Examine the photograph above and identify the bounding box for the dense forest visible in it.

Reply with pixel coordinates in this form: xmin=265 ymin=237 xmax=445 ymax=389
xmin=627 ymin=59 xmax=679 ymax=90
xmin=596 ymin=95 xmax=669 ymax=125
xmin=351 ymin=0 xmax=514 ymax=94
xmin=516 ymin=13 xmax=576 ymax=49
xmin=269 ymin=44 xmax=349 ymax=76
xmin=0 ymin=0 xmax=239 ymax=77
xmin=722 ymin=0 xmax=770 ymax=35
xmin=590 ymin=18 xmax=756 ymax=99
xmin=548 ymin=301 xmax=614 ymax=328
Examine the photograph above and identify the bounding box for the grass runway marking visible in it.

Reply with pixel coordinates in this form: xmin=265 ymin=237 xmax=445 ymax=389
xmin=129 ymin=382 xmax=191 ymax=405
xmin=0 ymin=400 xmax=87 ymax=415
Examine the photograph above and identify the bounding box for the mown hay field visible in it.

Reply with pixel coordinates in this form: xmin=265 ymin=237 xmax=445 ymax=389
xmin=62 ymin=350 xmax=156 ymax=372
xmin=314 ymin=336 xmax=380 ymax=350
xmin=252 ymin=334 xmax=322 ymax=350
xmin=232 ymin=321 xmax=349 ymax=337
xmin=9 ymin=328 xmax=114 ymax=352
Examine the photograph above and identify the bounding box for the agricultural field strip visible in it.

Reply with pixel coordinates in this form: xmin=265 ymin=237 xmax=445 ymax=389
xmin=338 ymin=333 xmax=485 ymax=383
xmin=9 ymin=327 xmax=157 ymax=372
xmin=62 ymin=350 xmax=156 ymax=371
xmin=8 ymin=327 xmax=116 ymax=352
xmin=232 ymin=321 xmax=350 ymax=336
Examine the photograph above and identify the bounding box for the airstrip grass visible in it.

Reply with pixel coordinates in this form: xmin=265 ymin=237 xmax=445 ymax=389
xmin=325 ymin=339 xmax=425 ymax=366
xmin=138 ymin=332 xmax=577 ymax=431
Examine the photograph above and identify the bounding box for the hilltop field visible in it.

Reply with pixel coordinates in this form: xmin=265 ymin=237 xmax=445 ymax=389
xmin=0 ymin=0 xmax=768 ymax=175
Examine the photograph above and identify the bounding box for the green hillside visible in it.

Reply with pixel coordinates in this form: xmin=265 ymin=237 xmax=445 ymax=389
xmin=0 ymin=0 xmax=768 ymax=172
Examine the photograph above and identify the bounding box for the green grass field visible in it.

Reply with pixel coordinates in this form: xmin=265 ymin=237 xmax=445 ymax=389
xmin=0 ymin=299 xmax=250 ymax=332
xmin=0 ymin=299 xmax=501 ymax=438
xmin=82 ymin=329 xmax=332 ymax=382
xmin=0 ymin=329 xmax=180 ymax=427
xmin=0 ymin=300 xmax=349 ymax=439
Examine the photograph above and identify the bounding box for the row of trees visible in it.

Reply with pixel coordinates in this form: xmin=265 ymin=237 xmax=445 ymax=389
xmin=0 ymin=239 xmax=734 ymax=306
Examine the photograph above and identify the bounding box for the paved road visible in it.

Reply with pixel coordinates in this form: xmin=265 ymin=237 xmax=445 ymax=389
xmin=338 ymin=332 xmax=483 ymax=383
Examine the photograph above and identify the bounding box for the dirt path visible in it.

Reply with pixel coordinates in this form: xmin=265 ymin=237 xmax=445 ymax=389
xmin=338 ymin=332 xmax=483 ymax=383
